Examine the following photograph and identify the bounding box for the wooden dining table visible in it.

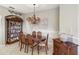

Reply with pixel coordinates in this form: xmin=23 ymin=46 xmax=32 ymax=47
xmin=26 ymin=34 xmax=46 ymax=54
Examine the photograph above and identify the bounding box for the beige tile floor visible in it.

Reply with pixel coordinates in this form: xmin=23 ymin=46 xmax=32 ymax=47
xmin=0 ymin=42 xmax=53 ymax=55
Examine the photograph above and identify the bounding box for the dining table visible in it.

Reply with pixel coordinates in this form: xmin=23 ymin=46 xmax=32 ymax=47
xmin=26 ymin=34 xmax=46 ymax=54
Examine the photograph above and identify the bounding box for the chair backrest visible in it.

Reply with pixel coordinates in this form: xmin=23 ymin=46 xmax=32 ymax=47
xmin=28 ymin=35 xmax=34 ymax=45
xmin=37 ymin=31 xmax=42 ymax=39
xmin=32 ymin=31 xmax=36 ymax=38
xmin=19 ymin=31 xmax=23 ymax=41
xmin=21 ymin=34 xmax=26 ymax=43
xmin=46 ymin=34 xmax=49 ymax=45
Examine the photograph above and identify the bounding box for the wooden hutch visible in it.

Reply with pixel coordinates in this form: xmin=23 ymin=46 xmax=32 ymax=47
xmin=5 ymin=15 xmax=23 ymax=44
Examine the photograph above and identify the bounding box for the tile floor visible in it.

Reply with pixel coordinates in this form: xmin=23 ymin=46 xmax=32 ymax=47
xmin=0 ymin=42 xmax=53 ymax=55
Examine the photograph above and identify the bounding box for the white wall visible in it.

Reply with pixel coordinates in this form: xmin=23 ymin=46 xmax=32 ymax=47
xmin=59 ymin=4 xmax=78 ymax=37
xmin=59 ymin=4 xmax=79 ymax=54
xmin=77 ymin=5 xmax=79 ymax=55
xmin=23 ymin=8 xmax=59 ymax=42
xmin=59 ymin=4 xmax=78 ymax=42
xmin=0 ymin=6 xmax=11 ymax=45
xmin=78 ymin=5 xmax=79 ymax=41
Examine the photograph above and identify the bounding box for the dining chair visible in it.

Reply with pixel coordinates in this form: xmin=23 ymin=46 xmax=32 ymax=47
xmin=18 ymin=31 xmax=23 ymax=46
xmin=39 ymin=39 xmax=48 ymax=54
xmin=46 ymin=34 xmax=49 ymax=50
xmin=37 ymin=32 xmax=49 ymax=54
xmin=32 ymin=31 xmax=36 ymax=38
xmin=27 ymin=35 xmax=38 ymax=55
xmin=37 ymin=31 xmax=42 ymax=39
xmin=20 ymin=33 xmax=28 ymax=53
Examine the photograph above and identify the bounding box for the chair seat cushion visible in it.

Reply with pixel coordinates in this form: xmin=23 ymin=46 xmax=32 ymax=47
xmin=39 ymin=43 xmax=45 ymax=46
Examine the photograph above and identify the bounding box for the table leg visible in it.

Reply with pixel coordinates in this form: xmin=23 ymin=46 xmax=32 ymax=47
xmin=27 ymin=44 xmax=28 ymax=53
xmin=45 ymin=46 xmax=47 ymax=54
xmin=37 ymin=44 xmax=39 ymax=55
xmin=20 ymin=43 xmax=22 ymax=51
xmin=25 ymin=44 xmax=26 ymax=53
xmin=32 ymin=47 xmax=33 ymax=55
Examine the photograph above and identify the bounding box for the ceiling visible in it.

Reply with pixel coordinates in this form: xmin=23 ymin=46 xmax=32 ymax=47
xmin=1 ymin=4 xmax=59 ymax=14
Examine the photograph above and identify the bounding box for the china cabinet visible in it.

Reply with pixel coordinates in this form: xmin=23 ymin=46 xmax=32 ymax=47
xmin=5 ymin=15 xmax=23 ymax=44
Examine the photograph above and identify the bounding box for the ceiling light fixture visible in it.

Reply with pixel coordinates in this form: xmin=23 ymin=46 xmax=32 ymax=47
xmin=27 ymin=4 xmax=40 ymax=24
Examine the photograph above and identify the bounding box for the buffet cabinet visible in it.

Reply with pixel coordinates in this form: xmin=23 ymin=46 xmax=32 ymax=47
xmin=53 ymin=38 xmax=78 ymax=55
xmin=5 ymin=15 xmax=23 ymax=44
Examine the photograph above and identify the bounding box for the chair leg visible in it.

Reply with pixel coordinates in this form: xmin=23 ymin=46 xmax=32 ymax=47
xmin=45 ymin=46 xmax=47 ymax=54
xmin=37 ymin=45 xmax=39 ymax=55
xmin=32 ymin=47 xmax=33 ymax=55
xmin=20 ymin=43 xmax=22 ymax=51
xmin=18 ymin=42 xmax=20 ymax=46
xmin=23 ymin=44 xmax=24 ymax=48
xmin=25 ymin=44 xmax=26 ymax=53
xmin=27 ymin=45 xmax=28 ymax=53
xmin=47 ymin=45 xmax=49 ymax=50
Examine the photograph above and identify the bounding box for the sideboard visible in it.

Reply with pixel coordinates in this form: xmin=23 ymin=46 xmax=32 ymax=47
xmin=53 ymin=38 xmax=78 ymax=55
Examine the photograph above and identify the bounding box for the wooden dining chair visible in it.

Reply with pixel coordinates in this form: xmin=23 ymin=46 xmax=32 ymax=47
xmin=20 ymin=33 xmax=28 ymax=53
xmin=32 ymin=31 xmax=36 ymax=38
xmin=46 ymin=34 xmax=49 ymax=50
xmin=27 ymin=35 xmax=38 ymax=55
xmin=39 ymin=39 xmax=48 ymax=54
xmin=37 ymin=31 xmax=42 ymax=39
xmin=37 ymin=32 xmax=49 ymax=54
xmin=18 ymin=31 xmax=23 ymax=46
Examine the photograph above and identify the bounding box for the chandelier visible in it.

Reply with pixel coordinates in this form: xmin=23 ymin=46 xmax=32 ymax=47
xmin=27 ymin=4 xmax=40 ymax=24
